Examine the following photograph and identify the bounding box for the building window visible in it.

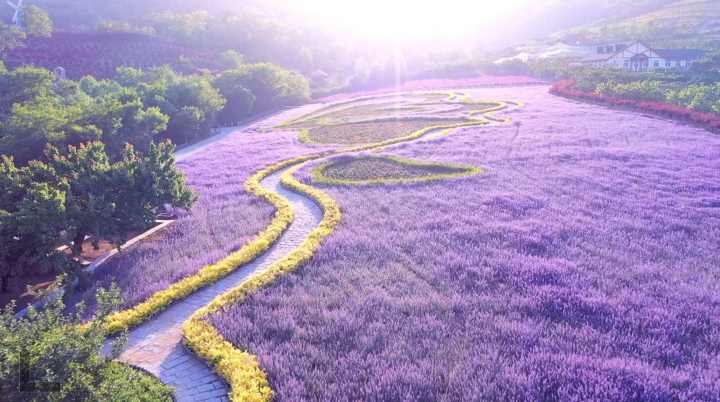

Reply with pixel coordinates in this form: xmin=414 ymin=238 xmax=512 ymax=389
xmin=654 ymin=61 xmax=660 ymax=67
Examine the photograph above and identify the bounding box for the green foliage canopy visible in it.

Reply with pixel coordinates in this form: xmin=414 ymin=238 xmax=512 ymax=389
xmin=0 ymin=285 xmax=175 ymax=401
xmin=0 ymin=141 xmax=195 ymax=291
xmin=23 ymin=5 xmax=54 ymax=38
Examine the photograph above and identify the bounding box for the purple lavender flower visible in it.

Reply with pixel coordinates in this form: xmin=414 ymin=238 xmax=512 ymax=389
xmin=209 ymin=86 xmax=720 ymax=401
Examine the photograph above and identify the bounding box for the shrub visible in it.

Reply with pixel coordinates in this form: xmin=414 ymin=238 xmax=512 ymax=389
xmin=227 ymin=64 xmax=310 ymax=113
xmin=23 ymin=6 xmax=53 ymax=38
xmin=551 ymin=80 xmax=720 ymax=133
xmin=666 ymin=83 xmax=720 ymax=113
xmin=0 ymin=284 xmax=174 ymax=401
xmin=214 ymin=70 xmax=256 ymax=125
xmin=595 ymin=80 xmax=666 ymax=102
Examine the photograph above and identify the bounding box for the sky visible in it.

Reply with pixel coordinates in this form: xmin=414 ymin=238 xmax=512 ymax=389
xmin=280 ymin=0 xmax=535 ymax=48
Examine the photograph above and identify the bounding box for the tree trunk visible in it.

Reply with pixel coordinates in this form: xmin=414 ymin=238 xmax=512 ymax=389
xmin=72 ymin=231 xmax=86 ymax=258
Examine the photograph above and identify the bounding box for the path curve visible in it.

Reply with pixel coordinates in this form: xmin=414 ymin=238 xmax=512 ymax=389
xmin=107 ymin=92 xmax=521 ymax=401
xmin=106 ymin=168 xmax=323 ymax=402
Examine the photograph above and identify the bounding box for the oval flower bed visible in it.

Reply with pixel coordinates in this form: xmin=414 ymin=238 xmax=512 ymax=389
xmin=300 ymin=119 xmax=468 ymax=145
xmin=313 ymin=155 xmax=483 ymax=186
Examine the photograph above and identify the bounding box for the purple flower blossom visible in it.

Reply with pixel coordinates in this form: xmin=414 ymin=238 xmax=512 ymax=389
xmin=209 ymin=86 xmax=720 ymax=401
xmin=67 ymin=122 xmax=328 ymax=317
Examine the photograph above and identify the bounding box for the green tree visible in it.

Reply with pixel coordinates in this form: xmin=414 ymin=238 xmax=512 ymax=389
xmin=0 ymin=140 xmax=195 ymax=290
xmin=0 ymin=285 xmax=175 ymax=401
xmin=218 ymin=49 xmax=245 ymax=70
xmin=0 ymin=68 xmax=171 ymax=163
xmin=167 ymin=105 xmax=204 ymax=144
xmin=214 ymin=70 xmax=255 ymax=125
xmin=23 ymin=5 xmax=54 ymax=38
xmin=150 ymin=10 xmax=210 ymax=43
xmin=0 ymin=156 xmax=66 ymax=292
xmin=0 ymin=23 xmax=26 ymax=54
xmin=45 ymin=141 xmax=195 ymax=257
xmin=46 ymin=142 xmax=115 ymax=257
xmin=0 ymin=66 xmax=55 ymax=115
xmin=109 ymin=141 xmax=195 ymax=230
xmin=78 ymin=76 xmax=169 ymax=156
xmin=229 ymin=63 xmax=310 ymax=112
xmin=117 ymin=66 xmax=225 ymax=144
xmin=0 ymin=92 xmax=103 ymax=164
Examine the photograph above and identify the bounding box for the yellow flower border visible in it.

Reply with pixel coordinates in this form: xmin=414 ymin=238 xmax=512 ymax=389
xmin=290 ymin=94 xmax=516 ymax=146
xmin=312 ymin=155 xmax=484 ymax=186
xmin=103 ymin=157 xmax=299 ymax=333
xmin=102 ymin=93 xmax=513 ymax=335
xmin=183 ymin=163 xmax=341 ymax=402
xmin=82 ymin=90 xmax=520 ymax=401
xmin=181 ymin=96 xmax=521 ymax=402
xmin=276 ymin=91 xmax=449 ymax=129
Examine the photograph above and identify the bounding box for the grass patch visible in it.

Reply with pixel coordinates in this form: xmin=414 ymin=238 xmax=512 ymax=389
xmin=95 ymin=362 xmax=175 ymax=402
xmin=313 ymin=156 xmax=483 ymax=186
xmin=302 ymin=119 xmax=466 ymax=145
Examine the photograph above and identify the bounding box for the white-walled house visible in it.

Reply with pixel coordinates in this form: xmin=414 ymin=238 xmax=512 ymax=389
xmin=581 ymin=42 xmax=705 ymax=72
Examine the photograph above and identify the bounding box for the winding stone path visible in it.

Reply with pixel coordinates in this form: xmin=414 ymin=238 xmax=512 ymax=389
xmin=104 ymin=96 xmax=518 ymax=400
xmin=106 ymin=168 xmax=323 ymax=401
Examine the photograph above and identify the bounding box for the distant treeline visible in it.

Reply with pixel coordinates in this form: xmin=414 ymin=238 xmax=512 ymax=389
xmin=0 ymin=60 xmax=309 ymax=164
xmin=0 ymin=2 xmax=352 ymax=76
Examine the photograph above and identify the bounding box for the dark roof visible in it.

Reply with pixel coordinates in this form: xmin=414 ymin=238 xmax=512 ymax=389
xmin=654 ymin=48 xmax=706 ymax=60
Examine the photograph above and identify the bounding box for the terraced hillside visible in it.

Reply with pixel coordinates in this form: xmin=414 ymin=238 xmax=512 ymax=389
xmin=557 ymin=0 xmax=720 ymax=44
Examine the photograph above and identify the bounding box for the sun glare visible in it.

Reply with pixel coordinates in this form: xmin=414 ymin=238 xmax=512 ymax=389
xmin=289 ymin=0 xmax=527 ymax=45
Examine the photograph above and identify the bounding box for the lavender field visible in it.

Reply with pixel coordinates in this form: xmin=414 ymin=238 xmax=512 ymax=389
xmin=209 ymin=86 xmax=720 ymax=401
xmin=67 ymin=109 xmax=332 ymax=315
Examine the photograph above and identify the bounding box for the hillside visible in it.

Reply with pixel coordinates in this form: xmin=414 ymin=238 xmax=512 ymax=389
xmin=3 ymin=32 xmax=222 ymax=79
xmin=0 ymin=1 xmax=685 ymax=50
xmin=555 ymin=0 xmax=720 ymax=47
xmin=0 ymin=0 xmax=275 ymax=29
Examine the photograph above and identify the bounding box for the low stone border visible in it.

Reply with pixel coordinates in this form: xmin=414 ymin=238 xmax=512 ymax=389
xmin=85 ymin=220 xmax=175 ymax=274
xmin=15 ymin=220 xmax=175 ymax=319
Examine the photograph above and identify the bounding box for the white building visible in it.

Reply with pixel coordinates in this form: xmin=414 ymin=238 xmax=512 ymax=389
xmin=581 ymin=42 xmax=705 ymax=72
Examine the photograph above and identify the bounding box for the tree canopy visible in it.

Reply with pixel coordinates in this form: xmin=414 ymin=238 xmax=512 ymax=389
xmin=0 ymin=141 xmax=194 ymax=292
xmin=23 ymin=5 xmax=54 ymax=38
xmin=0 ymin=285 xmax=174 ymax=401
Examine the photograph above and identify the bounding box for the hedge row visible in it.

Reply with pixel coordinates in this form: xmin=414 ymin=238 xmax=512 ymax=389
xmin=550 ymin=80 xmax=720 ymax=133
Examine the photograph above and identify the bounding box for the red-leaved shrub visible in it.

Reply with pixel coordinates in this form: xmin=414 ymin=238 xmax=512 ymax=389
xmin=550 ymin=80 xmax=720 ymax=133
